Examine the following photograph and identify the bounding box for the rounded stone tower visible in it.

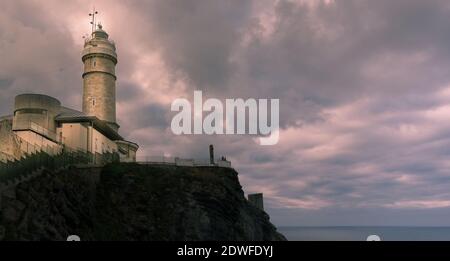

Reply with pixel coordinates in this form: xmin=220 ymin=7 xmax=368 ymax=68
xmin=13 ymin=94 xmax=61 ymax=139
xmin=82 ymin=24 xmax=119 ymax=132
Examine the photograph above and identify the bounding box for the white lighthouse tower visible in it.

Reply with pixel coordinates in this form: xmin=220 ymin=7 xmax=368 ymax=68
xmin=82 ymin=22 xmax=119 ymax=132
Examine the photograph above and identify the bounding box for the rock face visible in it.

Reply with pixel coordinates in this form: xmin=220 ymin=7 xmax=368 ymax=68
xmin=0 ymin=163 xmax=286 ymax=241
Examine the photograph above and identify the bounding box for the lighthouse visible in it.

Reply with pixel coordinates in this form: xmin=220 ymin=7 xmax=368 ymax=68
xmin=81 ymin=23 xmax=119 ymax=132
xmin=0 ymin=12 xmax=139 ymax=163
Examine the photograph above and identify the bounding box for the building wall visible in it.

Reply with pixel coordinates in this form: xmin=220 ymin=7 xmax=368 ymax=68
xmin=13 ymin=94 xmax=60 ymax=140
xmin=82 ymin=33 xmax=117 ymax=128
xmin=14 ymin=130 xmax=61 ymax=155
xmin=58 ymin=123 xmax=117 ymax=154
xmin=90 ymin=126 xmax=117 ymax=154
xmin=58 ymin=123 xmax=88 ymax=152
xmin=116 ymin=141 xmax=138 ymax=162
xmin=84 ymin=55 xmax=116 ymax=75
xmin=0 ymin=118 xmax=21 ymax=161
xmin=82 ymin=72 xmax=116 ymax=125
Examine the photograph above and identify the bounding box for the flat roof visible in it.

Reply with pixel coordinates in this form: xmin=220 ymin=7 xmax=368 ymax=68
xmin=55 ymin=107 xmax=123 ymax=141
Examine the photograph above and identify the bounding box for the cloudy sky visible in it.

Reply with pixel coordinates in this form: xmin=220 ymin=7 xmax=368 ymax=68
xmin=4 ymin=0 xmax=450 ymax=226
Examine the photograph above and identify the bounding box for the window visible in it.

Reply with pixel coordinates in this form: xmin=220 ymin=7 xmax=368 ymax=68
xmin=15 ymin=108 xmax=47 ymax=115
xmin=92 ymin=97 xmax=96 ymax=106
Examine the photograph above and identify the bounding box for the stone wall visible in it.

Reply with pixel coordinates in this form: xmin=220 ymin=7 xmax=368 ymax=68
xmin=82 ymin=73 xmax=116 ymax=124
xmin=0 ymin=118 xmax=21 ymax=162
xmin=248 ymin=193 xmax=264 ymax=211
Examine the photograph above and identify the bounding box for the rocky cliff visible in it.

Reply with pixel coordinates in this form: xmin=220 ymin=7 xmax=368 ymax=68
xmin=0 ymin=163 xmax=286 ymax=241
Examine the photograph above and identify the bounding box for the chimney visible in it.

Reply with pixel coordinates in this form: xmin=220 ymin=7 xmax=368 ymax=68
xmin=209 ymin=144 xmax=214 ymax=165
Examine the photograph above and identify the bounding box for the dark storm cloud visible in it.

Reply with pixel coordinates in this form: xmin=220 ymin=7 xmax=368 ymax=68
xmin=130 ymin=103 xmax=169 ymax=130
xmin=0 ymin=78 xmax=14 ymax=89
xmin=116 ymin=81 xmax=146 ymax=102
xmin=127 ymin=0 xmax=253 ymax=91
xmin=0 ymin=0 xmax=82 ymax=110
xmin=229 ymin=0 xmax=450 ymax=128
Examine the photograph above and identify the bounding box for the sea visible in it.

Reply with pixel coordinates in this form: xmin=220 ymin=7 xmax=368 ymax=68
xmin=277 ymin=227 xmax=450 ymax=241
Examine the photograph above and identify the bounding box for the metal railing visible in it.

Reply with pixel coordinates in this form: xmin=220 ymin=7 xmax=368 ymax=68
xmin=0 ymin=150 xmax=119 ymax=185
xmin=136 ymin=156 xmax=231 ymax=168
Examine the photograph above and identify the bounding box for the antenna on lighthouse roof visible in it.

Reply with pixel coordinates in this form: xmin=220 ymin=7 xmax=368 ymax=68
xmin=89 ymin=7 xmax=99 ymax=33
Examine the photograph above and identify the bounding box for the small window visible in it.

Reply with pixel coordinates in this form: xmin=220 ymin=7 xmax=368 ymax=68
xmin=92 ymin=98 xmax=96 ymax=106
xmin=15 ymin=108 xmax=47 ymax=115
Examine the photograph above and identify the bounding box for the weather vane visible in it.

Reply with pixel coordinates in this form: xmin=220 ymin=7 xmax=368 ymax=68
xmin=89 ymin=7 xmax=99 ymax=33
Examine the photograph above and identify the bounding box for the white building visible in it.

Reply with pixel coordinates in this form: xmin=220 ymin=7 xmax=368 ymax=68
xmin=0 ymin=25 xmax=138 ymax=163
